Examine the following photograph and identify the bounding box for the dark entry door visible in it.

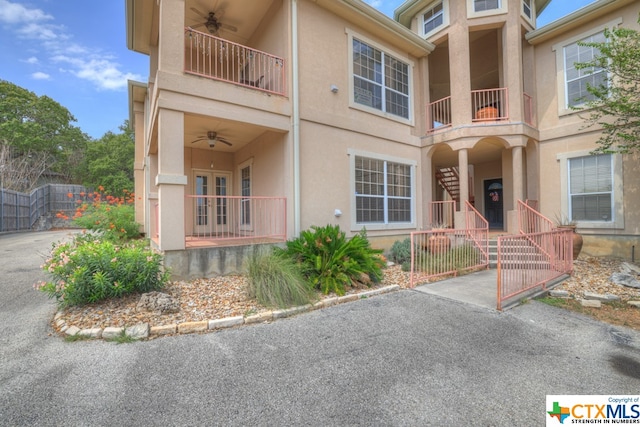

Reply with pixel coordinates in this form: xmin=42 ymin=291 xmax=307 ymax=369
xmin=484 ymin=178 xmax=503 ymax=229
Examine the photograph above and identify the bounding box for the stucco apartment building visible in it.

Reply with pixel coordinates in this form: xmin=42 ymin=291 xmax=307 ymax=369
xmin=126 ymin=0 xmax=640 ymax=278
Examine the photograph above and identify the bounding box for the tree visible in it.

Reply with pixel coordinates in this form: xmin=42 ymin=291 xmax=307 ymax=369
xmin=76 ymin=122 xmax=135 ymax=197
xmin=0 ymin=80 xmax=89 ymax=191
xmin=577 ymin=18 xmax=640 ymax=154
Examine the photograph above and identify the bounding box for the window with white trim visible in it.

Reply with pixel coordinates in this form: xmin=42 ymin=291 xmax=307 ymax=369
xmin=474 ymin=0 xmax=500 ymax=12
xmin=422 ymin=2 xmax=444 ymax=35
xmin=352 ymin=38 xmax=410 ymax=119
xmin=355 ymin=155 xmax=412 ymax=224
xmin=568 ymin=154 xmax=612 ymax=222
xmin=564 ymin=32 xmax=607 ymax=108
xmin=522 ymin=0 xmax=532 ymax=19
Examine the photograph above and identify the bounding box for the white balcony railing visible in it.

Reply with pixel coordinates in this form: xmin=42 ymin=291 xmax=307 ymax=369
xmin=184 ymin=28 xmax=286 ymax=96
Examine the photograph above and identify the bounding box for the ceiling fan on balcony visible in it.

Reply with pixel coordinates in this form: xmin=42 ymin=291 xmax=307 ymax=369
xmin=191 ymin=131 xmax=233 ymax=148
xmin=190 ymin=7 xmax=237 ymax=35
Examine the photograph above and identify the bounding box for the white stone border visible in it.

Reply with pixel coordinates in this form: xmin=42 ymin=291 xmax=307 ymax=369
xmin=54 ymin=285 xmax=401 ymax=341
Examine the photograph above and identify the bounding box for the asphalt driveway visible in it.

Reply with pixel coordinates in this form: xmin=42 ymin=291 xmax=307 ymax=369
xmin=1 ymin=230 xmax=639 ymax=426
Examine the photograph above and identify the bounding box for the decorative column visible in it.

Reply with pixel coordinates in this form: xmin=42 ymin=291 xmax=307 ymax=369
xmin=156 ymin=109 xmax=186 ymax=251
xmin=458 ymin=148 xmax=469 ymax=208
xmin=512 ymin=145 xmax=524 ymax=204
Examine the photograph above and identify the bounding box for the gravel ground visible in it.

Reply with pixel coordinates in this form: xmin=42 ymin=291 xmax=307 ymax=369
xmin=53 ymin=256 xmax=640 ymax=333
xmin=55 ymin=265 xmax=413 ymax=331
xmin=556 ymin=256 xmax=640 ymax=301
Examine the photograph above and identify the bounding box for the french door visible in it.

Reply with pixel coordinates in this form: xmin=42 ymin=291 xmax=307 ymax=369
xmin=194 ymin=171 xmax=231 ymax=234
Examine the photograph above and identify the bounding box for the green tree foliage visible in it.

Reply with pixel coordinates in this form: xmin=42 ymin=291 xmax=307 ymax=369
xmin=76 ymin=122 xmax=135 ymax=197
xmin=577 ymin=19 xmax=640 ymax=154
xmin=0 ymin=80 xmax=89 ymax=190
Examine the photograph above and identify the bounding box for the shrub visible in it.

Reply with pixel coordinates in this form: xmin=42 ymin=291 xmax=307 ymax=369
xmin=59 ymin=188 xmax=140 ymax=242
xmin=276 ymin=224 xmax=385 ymax=296
xmin=246 ymin=250 xmax=315 ymax=309
xmin=415 ymin=243 xmax=482 ymax=275
xmin=36 ymin=235 xmax=169 ymax=307
xmin=389 ymin=237 xmax=412 ymax=265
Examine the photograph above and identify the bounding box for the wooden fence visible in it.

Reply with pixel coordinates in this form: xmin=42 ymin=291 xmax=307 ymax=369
xmin=0 ymin=184 xmax=89 ymax=232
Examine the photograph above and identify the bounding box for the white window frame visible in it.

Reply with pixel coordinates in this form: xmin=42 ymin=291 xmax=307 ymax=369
xmin=467 ymin=0 xmax=506 ymax=18
xmin=349 ymin=149 xmax=417 ymax=231
xmin=552 ymin=18 xmax=621 ymax=116
xmin=238 ymin=158 xmax=253 ymax=231
xmin=521 ymin=0 xmax=534 ymax=24
xmin=557 ymin=150 xmax=624 ymax=230
xmin=421 ymin=1 xmax=448 ymax=38
xmin=347 ymin=29 xmax=414 ymax=125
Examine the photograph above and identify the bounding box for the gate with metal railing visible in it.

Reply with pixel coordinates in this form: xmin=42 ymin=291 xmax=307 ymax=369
xmin=410 ymin=201 xmax=489 ymax=287
xmin=496 ymin=200 xmax=573 ymax=310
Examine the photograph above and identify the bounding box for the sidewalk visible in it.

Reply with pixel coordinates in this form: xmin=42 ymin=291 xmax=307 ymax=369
xmin=414 ymin=269 xmax=498 ymax=310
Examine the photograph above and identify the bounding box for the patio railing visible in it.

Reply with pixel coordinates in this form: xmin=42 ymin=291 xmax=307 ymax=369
xmin=186 ymin=195 xmax=286 ymax=243
xmin=517 ymin=199 xmax=553 ymax=235
xmin=497 ymin=228 xmax=573 ymax=310
xmin=427 ymin=96 xmax=452 ymax=132
xmin=472 ymin=88 xmax=508 ymax=122
xmin=184 ymin=27 xmax=286 ymax=96
xmin=428 ymin=200 xmax=455 ymax=228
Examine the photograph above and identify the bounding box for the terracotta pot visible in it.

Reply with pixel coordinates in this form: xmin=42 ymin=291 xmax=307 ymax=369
xmin=426 ymin=233 xmax=451 ymax=254
xmin=558 ymin=225 xmax=583 ymax=260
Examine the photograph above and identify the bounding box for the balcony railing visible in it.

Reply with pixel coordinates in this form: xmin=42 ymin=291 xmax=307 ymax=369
xmin=472 ymin=88 xmax=508 ymax=122
xmin=184 ymin=28 xmax=286 ymax=96
xmin=426 ymin=96 xmax=452 ymax=132
xmin=186 ymin=195 xmax=286 ymax=245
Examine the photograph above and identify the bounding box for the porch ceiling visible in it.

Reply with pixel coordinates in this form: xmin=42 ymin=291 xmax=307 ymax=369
xmin=186 ymin=0 xmax=277 ymax=45
xmin=432 ymin=139 xmax=504 ymax=168
xmin=184 ymin=113 xmax=270 ymax=152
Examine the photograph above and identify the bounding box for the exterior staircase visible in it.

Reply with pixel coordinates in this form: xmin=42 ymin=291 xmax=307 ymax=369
xmin=488 ymin=236 xmax=554 ymax=270
xmin=435 ymin=167 xmax=475 ymax=206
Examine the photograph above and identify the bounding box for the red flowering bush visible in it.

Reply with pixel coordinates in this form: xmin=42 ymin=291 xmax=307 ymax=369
xmin=58 ymin=188 xmax=140 ymax=242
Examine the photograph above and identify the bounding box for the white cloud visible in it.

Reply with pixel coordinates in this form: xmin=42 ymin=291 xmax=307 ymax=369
xmin=0 ymin=0 xmax=52 ymax=24
xmin=52 ymin=55 xmax=143 ymax=91
xmin=365 ymin=0 xmax=383 ymax=8
xmin=1 ymin=0 xmax=141 ymax=92
xmin=31 ymin=71 xmax=50 ymax=80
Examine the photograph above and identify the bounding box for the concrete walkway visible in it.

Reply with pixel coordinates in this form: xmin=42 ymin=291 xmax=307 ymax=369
xmin=414 ymin=269 xmax=498 ymax=310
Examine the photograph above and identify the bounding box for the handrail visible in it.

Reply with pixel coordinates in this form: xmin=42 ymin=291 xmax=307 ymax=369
xmin=517 ymin=199 xmax=553 ymax=234
xmin=184 ymin=27 xmax=286 ymax=96
xmin=472 ymin=88 xmax=508 ymax=122
xmin=427 ymin=96 xmax=452 ymax=132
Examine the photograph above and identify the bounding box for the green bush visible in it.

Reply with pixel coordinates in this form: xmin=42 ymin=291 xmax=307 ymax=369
xmin=36 ymin=235 xmax=169 ymax=307
xmin=65 ymin=187 xmax=140 ymax=242
xmin=416 ymin=243 xmax=482 ymax=275
xmin=276 ymin=224 xmax=385 ymax=296
xmin=246 ymin=250 xmax=315 ymax=309
xmin=389 ymin=237 xmax=412 ymax=265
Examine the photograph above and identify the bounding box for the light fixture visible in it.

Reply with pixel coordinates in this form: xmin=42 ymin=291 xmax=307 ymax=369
xmin=207 ymin=131 xmax=217 ymax=148
xmin=330 ymin=85 xmax=339 ymax=93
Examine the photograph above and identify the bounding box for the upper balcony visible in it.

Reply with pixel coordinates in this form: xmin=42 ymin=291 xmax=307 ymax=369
xmin=426 ymin=88 xmax=536 ymax=133
xmin=184 ymin=28 xmax=286 ymax=97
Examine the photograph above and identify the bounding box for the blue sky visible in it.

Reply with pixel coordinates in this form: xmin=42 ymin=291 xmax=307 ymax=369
xmin=0 ymin=0 xmax=596 ymax=139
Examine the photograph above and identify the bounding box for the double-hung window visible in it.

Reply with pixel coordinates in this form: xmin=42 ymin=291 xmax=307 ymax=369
xmin=474 ymin=0 xmax=500 ymax=12
xmin=568 ymin=154 xmax=612 ymax=222
xmin=423 ymin=2 xmax=444 ymax=35
xmin=564 ymin=32 xmax=607 ymax=108
xmin=352 ymin=38 xmax=410 ymax=119
xmin=354 ymin=155 xmax=413 ymax=225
